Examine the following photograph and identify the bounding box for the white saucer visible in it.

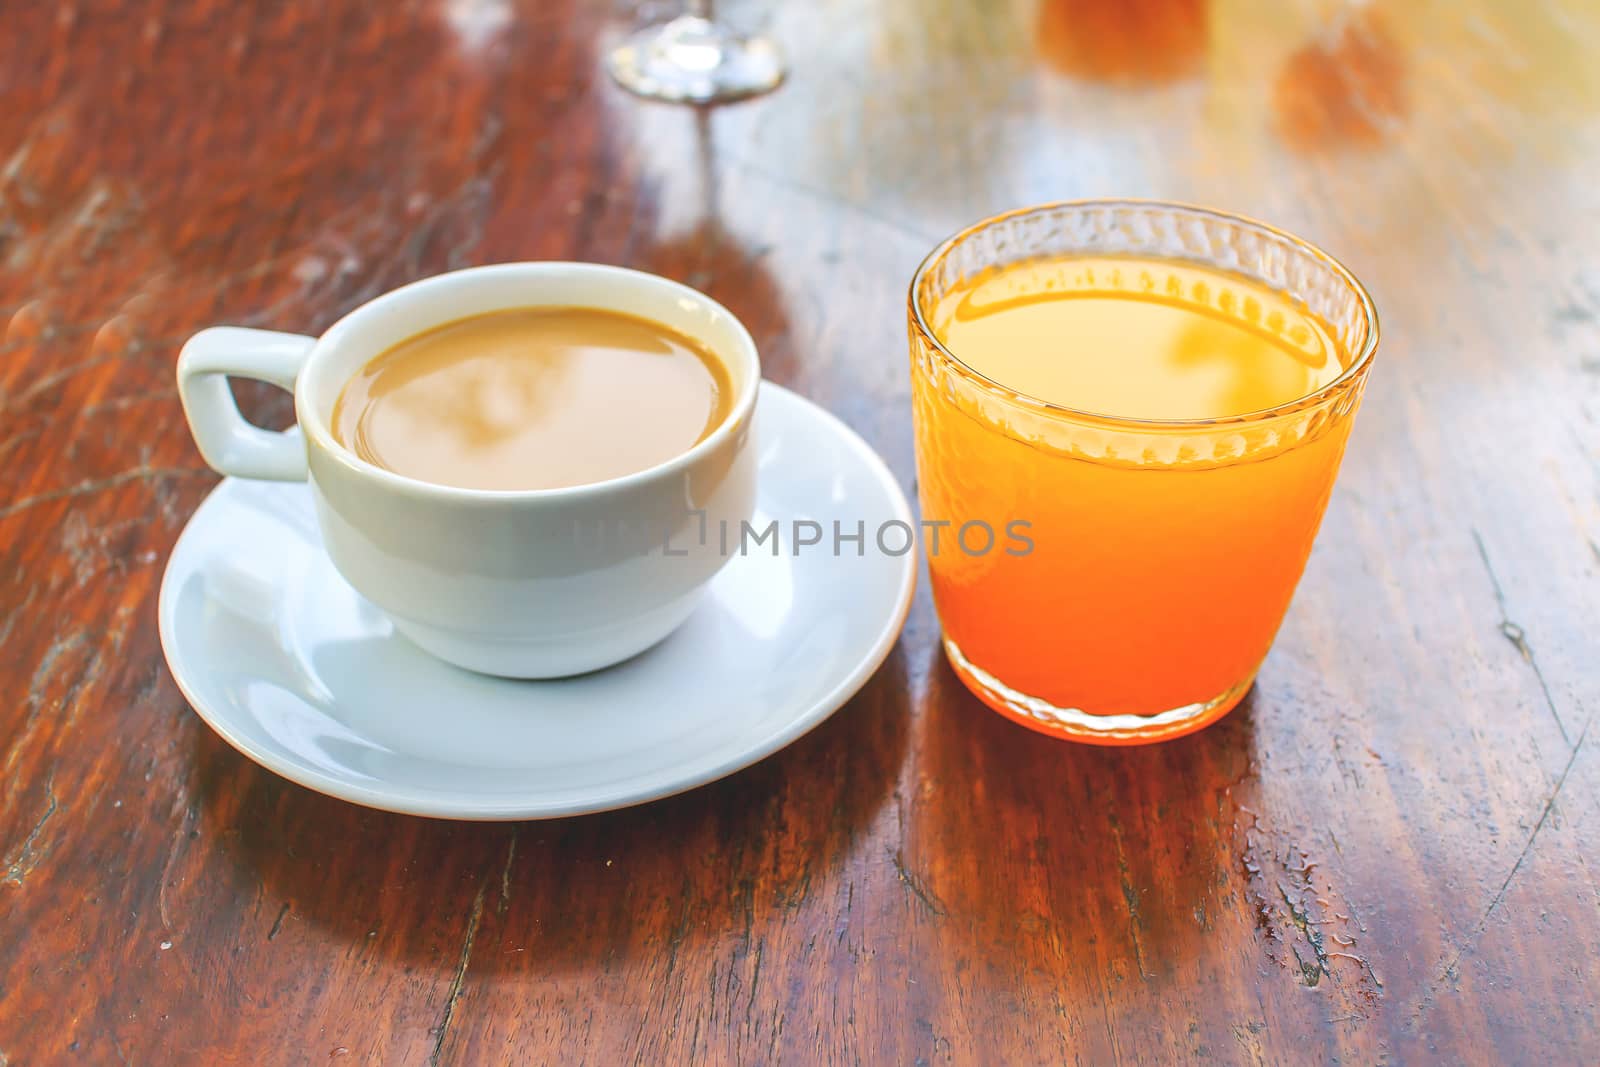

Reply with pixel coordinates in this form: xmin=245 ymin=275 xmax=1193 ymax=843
xmin=158 ymin=383 xmax=916 ymax=820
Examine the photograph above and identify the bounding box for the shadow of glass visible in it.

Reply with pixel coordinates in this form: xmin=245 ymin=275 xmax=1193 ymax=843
xmin=903 ymin=643 xmax=1258 ymax=984
xmin=622 ymin=112 xmax=798 ymax=385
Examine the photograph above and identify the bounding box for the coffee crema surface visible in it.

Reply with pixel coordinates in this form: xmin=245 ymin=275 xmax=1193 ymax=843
xmin=332 ymin=306 xmax=734 ymax=491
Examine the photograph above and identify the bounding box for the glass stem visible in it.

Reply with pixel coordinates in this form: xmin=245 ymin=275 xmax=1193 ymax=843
xmin=688 ymin=0 xmax=713 ymax=19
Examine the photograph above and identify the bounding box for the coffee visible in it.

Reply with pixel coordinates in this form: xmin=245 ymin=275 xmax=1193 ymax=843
xmin=332 ymin=306 xmax=734 ymax=491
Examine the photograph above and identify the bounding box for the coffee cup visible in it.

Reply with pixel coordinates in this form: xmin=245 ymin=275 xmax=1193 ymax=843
xmin=177 ymin=262 xmax=760 ymax=678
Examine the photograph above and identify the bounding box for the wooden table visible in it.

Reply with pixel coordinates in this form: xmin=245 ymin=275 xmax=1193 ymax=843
xmin=3 ymin=1 xmax=1596 ymax=1062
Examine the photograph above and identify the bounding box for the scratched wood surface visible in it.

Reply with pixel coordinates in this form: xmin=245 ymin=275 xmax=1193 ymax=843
xmin=2 ymin=0 xmax=1597 ymax=1062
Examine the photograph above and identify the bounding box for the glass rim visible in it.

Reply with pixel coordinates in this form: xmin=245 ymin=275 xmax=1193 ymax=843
xmin=907 ymin=198 xmax=1380 ymax=431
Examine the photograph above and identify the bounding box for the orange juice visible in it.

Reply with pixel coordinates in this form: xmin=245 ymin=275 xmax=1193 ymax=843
xmin=909 ymin=211 xmax=1375 ymax=745
xmin=930 ymin=257 xmax=1343 ymax=420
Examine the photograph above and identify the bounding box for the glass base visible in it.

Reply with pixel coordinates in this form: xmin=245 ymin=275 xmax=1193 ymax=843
xmin=944 ymin=637 xmax=1252 ymax=746
xmin=607 ymin=16 xmax=785 ymax=105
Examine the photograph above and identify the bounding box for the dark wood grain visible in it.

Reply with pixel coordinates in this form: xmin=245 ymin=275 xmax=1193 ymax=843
xmin=3 ymin=0 xmax=1598 ymax=1062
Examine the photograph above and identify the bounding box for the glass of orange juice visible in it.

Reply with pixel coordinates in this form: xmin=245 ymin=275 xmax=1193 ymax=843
xmin=908 ymin=201 xmax=1378 ymax=745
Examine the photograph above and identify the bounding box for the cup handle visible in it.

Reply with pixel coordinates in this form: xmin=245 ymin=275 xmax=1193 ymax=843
xmin=177 ymin=327 xmax=316 ymax=481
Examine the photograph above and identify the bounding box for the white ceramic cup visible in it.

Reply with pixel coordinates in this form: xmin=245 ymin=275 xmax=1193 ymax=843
xmin=177 ymin=262 xmax=761 ymax=678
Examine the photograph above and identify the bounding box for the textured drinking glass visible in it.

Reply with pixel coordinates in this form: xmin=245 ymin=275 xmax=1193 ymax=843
xmin=908 ymin=201 xmax=1378 ymax=744
xmin=607 ymin=0 xmax=784 ymax=105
